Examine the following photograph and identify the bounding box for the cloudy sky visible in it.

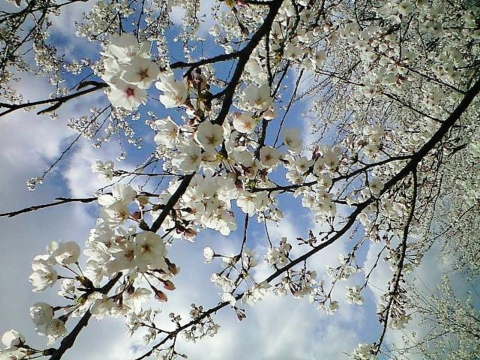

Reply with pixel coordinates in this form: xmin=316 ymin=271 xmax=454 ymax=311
xmin=0 ymin=1 xmax=466 ymax=359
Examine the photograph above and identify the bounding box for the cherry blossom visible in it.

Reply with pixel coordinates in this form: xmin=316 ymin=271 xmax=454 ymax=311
xmin=195 ymin=121 xmax=224 ymax=152
xmin=232 ymin=112 xmax=257 ymax=134
xmin=155 ymin=72 xmax=188 ymax=109
xmin=107 ymin=79 xmax=147 ymax=111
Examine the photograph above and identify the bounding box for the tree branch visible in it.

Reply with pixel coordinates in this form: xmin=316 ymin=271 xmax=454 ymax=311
xmin=150 ymin=174 xmax=195 ymax=233
xmin=0 ymin=197 xmax=97 ymax=218
xmin=212 ymin=0 xmax=284 ymax=125
xmin=375 ymin=169 xmax=418 ymax=353
xmin=48 ymin=272 xmax=122 ymax=360
xmin=0 ymin=82 xmax=108 ymax=117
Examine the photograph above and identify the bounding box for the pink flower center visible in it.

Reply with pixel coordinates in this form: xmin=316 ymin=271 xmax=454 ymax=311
xmin=125 ymin=87 xmax=135 ymax=97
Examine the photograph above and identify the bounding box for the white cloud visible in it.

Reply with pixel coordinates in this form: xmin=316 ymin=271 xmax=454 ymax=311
xmin=170 ymin=6 xmax=187 ymax=25
xmin=63 ymin=138 xmax=122 ymax=197
xmin=0 ymin=78 xmax=73 ymax=165
xmin=170 ymin=0 xmax=221 ymax=37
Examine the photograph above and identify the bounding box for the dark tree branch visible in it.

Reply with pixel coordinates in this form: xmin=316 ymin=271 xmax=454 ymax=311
xmin=0 ymin=82 xmax=108 ymax=117
xmin=150 ymin=174 xmax=195 ymax=233
xmin=375 ymin=169 xmax=418 ymax=353
xmin=273 ymin=68 xmax=304 ymax=147
xmin=48 ymin=272 xmax=122 ymax=360
xmin=251 ymin=154 xmax=413 ymax=193
xmin=0 ymin=197 xmax=97 ymax=218
xmin=213 ymin=0 xmax=284 ymax=125
xmin=378 ymin=76 xmax=480 ymax=197
xmin=0 ymin=192 xmax=161 ymax=218
xmin=170 ymin=51 xmax=242 ymax=73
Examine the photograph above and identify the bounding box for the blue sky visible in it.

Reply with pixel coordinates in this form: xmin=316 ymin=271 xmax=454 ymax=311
xmin=0 ymin=0 xmax=475 ymax=359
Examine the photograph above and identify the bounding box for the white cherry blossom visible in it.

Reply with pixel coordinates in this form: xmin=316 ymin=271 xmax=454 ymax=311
xmin=203 ymin=247 xmax=215 ymax=263
xmin=103 ymin=33 xmax=150 ymax=61
xmin=52 ymin=241 xmax=81 ymax=265
xmin=243 ymin=84 xmax=273 ymax=111
xmin=107 ymin=78 xmax=147 ymax=111
xmin=195 ymin=121 xmax=224 ymax=152
xmin=155 ymin=72 xmax=188 ymax=108
xmin=30 ymin=303 xmax=54 ymax=333
xmin=29 ymin=260 xmax=58 ymax=292
xmin=121 ymin=56 xmax=160 ymax=89
xmin=154 ymin=116 xmax=179 ymax=149
xmin=259 ymin=146 xmax=281 ymax=168
xmin=134 ymin=231 xmax=168 ymax=272
xmin=232 ymin=112 xmax=257 ymax=134
xmin=45 ymin=319 xmax=67 ymax=344
xmin=1 ymin=330 xmax=24 ymax=349
xmin=172 ymin=143 xmax=202 ymax=173
xmin=283 ymin=128 xmax=303 ymax=153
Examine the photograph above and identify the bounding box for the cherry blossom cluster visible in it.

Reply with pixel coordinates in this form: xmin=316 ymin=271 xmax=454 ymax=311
xmin=99 ymin=34 xmax=160 ymax=111
xmin=1 ymin=0 xmax=479 ymax=358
